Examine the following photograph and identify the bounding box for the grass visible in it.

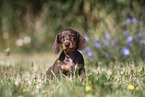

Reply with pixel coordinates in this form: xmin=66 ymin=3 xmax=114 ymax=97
xmin=0 ymin=52 xmax=145 ymax=97
xmin=0 ymin=1 xmax=144 ymax=96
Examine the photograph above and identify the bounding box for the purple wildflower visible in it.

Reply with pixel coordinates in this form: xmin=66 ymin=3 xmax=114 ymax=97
xmin=139 ymin=21 xmax=143 ymax=26
xmin=105 ymin=33 xmax=111 ymax=40
xmin=137 ymin=32 xmax=142 ymax=38
xmin=94 ymin=40 xmax=102 ymax=48
xmin=123 ymin=31 xmax=129 ymax=36
xmin=121 ymin=47 xmax=130 ymax=55
xmin=86 ymin=46 xmax=91 ymax=52
xmin=128 ymin=43 xmax=133 ymax=47
xmin=105 ymin=40 xmax=110 ymax=46
xmin=126 ymin=36 xmax=133 ymax=43
xmin=140 ymin=40 xmax=145 ymax=44
xmin=132 ymin=18 xmax=137 ymax=23
xmin=113 ymin=39 xmax=119 ymax=47
xmin=126 ymin=18 xmax=131 ymax=23
xmin=102 ymin=46 xmax=106 ymax=50
xmin=87 ymin=51 xmax=93 ymax=58
xmin=105 ymin=53 xmax=109 ymax=57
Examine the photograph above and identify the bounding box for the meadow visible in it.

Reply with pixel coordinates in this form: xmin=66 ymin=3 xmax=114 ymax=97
xmin=1 ymin=19 xmax=145 ymax=97
xmin=0 ymin=1 xmax=145 ymax=97
xmin=1 ymin=17 xmax=145 ymax=97
xmin=0 ymin=49 xmax=145 ymax=97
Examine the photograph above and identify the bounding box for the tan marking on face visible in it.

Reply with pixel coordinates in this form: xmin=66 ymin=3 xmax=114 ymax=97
xmin=61 ymin=42 xmax=76 ymax=52
xmin=58 ymin=30 xmax=78 ymax=52
xmin=69 ymin=33 xmax=72 ymax=36
xmin=61 ymin=35 xmax=64 ymax=38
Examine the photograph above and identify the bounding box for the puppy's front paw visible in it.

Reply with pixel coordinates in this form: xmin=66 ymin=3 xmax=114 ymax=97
xmin=61 ymin=65 xmax=71 ymax=71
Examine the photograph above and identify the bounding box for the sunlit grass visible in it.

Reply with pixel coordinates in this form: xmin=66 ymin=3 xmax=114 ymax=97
xmin=0 ymin=53 xmax=145 ymax=97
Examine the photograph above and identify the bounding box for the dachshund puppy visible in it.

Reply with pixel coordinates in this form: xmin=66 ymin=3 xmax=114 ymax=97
xmin=46 ymin=28 xmax=87 ymax=80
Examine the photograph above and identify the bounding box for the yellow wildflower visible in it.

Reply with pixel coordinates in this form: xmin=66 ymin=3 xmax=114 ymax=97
xmin=138 ymin=69 xmax=142 ymax=73
xmin=127 ymin=84 xmax=134 ymax=90
xmin=85 ymin=94 xmax=94 ymax=97
xmin=136 ymin=87 xmax=139 ymax=91
xmin=86 ymin=85 xmax=92 ymax=92
xmin=51 ymin=90 xmax=53 ymax=95
xmin=122 ymin=79 xmax=125 ymax=82
xmin=18 ymin=95 xmax=24 ymax=97
xmin=22 ymin=88 xmax=27 ymax=93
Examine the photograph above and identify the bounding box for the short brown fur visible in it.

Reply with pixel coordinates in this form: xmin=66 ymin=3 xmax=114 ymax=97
xmin=46 ymin=29 xmax=87 ymax=80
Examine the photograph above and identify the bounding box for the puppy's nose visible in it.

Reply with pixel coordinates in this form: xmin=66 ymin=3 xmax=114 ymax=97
xmin=65 ymin=42 xmax=70 ymax=47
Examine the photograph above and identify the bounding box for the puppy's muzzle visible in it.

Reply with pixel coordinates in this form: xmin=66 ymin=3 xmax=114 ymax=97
xmin=64 ymin=40 xmax=70 ymax=48
xmin=65 ymin=42 xmax=70 ymax=47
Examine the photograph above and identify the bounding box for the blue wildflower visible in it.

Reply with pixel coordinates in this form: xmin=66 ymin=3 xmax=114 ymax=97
xmin=132 ymin=18 xmax=137 ymax=23
xmin=87 ymin=51 xmax=93 ymax=58
xmin=126 ymin=36 xmax=133 ymax=43
xmin=94 ymin=40 xmax=102 ymax=48
xmin=102 ymin=46 xmax=106 ymax=50
xmin=113 ymin=39 xmax=119 ymax=47
xmin=137 ymin=32 xmax=142 ymax=38
xmin=128 ymin=43 xmax=133 ymax=47
xmin=140 ymin=40 xmax=145 ymax=44
xmin=86 ymin=46 xmax=91 ymax=52
xmin=84 ymin=36 xmax=89 ymax=42
xmin=105 ymin=40 xmax=110 ymax=46
xmin=126 ymin=18 xmax=131 ymax=23
xmin=105 ymin=53 xmax=109 ymax=57
xmin=105 ymin=33 xmax=111 ymax=40
xmin=121 ymin=47 xmax=130 ymax=55
xmin=123 ymin=31 xmax=129 ymax=36
xmin=139 ymin=21 xmax=143 ymax=26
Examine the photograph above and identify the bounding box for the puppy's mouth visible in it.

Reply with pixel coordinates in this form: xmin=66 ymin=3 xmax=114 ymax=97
xmin=64 ymin=48 xmax=75 ymax=52
xmin=64 ymin=48 xmax=73 ymax=50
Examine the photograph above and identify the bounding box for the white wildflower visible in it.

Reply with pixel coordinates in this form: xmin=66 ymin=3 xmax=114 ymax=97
xmin=36 ymin=85 xmax=40 ymax=89
xmin=5 ymin=48 xmax=10 ymax=52
xmin=16 ymin=39 xmax=23 ymax=47
xmin=23 ymin=36 xmax=31 ymax=44
xmin=15 ymin=78 xmax=20 ymax=86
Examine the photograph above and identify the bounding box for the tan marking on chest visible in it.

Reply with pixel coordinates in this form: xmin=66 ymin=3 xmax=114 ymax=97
xmin=63 ymin=57 xmax=75 ymax=67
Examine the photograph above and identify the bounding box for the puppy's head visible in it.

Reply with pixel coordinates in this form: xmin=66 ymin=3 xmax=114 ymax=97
xmin=52 ymin=29 xmax=87 ymax=54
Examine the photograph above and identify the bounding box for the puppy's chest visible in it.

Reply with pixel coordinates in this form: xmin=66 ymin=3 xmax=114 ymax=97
xmin=63 ymin=57 xmax=76 ymax=67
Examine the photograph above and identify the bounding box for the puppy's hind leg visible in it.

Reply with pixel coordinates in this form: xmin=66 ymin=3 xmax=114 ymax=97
xmin=46 ymin=59 xmax=63 ymax=79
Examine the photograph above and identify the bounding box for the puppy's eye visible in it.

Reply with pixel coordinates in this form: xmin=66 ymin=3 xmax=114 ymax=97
xmin=69 ymin=33 xmax=72 ymax=36
xmin=71 ymin=34 xmax=75 ymax=37
xmin=61 ymin=35 xmax=64 ymax=38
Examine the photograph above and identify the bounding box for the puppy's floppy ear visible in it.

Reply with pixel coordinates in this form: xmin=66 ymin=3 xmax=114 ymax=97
xmin=77 ymin=32 xmax=87 ymax=51
xmin=52 ymin=34 xmax=60 ymax=54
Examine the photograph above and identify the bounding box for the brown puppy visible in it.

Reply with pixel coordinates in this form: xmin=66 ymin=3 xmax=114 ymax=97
xmin=46 ymin=29 xmax=87 ymax=80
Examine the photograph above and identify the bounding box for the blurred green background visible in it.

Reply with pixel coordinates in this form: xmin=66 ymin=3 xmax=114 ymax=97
xmin=0 ymin=0 xmax=145 ymax=57
xmin=1 ymin=1 xmax=145 ymax=97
